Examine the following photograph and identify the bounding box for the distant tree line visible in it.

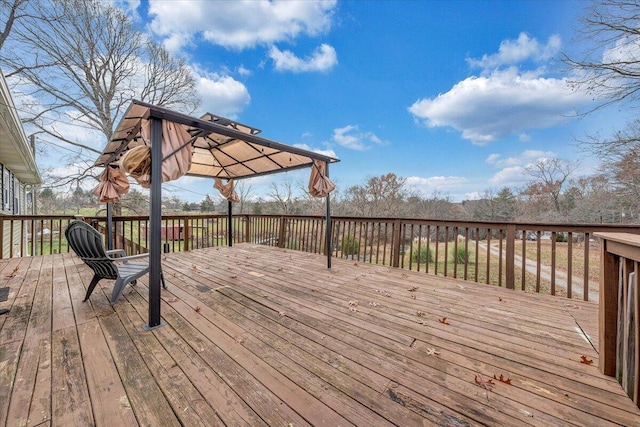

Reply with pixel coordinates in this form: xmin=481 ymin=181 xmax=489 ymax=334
xmin=33 ymin=156 xmax=640 ymax=224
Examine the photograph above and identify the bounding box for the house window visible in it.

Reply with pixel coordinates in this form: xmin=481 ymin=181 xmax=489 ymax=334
xmin=3 ymin=166 xmax=9 ymax=211
xmin=13 ymin=178 xmax=20 ymax=214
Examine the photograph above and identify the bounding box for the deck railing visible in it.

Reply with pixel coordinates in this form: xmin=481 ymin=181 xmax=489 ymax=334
xmin=2 ymin=213 xmax=639 ymax=301
xmin=595 ymin=232 xmax=640 ymax=408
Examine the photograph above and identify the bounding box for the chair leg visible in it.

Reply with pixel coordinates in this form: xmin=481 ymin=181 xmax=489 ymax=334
xmin=161 ymin=270 xmax=167 ymax=289
xmin=83 ymin=275 xmax=101 ymax=302
xmin=111 ymin=277 xmax=127 ymax=305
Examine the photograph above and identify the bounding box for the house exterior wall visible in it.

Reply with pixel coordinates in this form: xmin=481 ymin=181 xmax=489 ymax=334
xmin=1 ymin=162 xmax=31 ymax=258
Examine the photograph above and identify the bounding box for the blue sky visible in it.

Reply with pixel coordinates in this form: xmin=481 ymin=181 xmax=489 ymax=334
xmin=41 ymin=0 xmax=626 ymax=203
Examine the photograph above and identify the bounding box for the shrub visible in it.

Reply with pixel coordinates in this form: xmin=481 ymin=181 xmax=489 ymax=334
xmin=412 ymin=246 xmax=433 ymax=263
xmin=555 ymin=233 xmax=568 ymax=242
xmin=341 ymin=235 xmax=360 ymax=256
xmin=450 ymin=246 xmax=471 ymax=264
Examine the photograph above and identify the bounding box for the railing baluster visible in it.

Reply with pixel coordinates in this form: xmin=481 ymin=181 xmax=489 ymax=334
xmin=551 ymin=231 xmax=557 ymax=295
xmin=498 ymin=229 xmax=504 ymax=287
xmin=567 ymin=232 xmax=573 ymax=299
xmin=521 ymin=230 xmax=527 ymax=291
xmin=584 ymin=232 xmax=590 ymax=301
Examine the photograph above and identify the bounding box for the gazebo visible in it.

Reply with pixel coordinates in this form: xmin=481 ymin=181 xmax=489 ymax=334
xmin=94 ymin=100 xmax=339 ymax=329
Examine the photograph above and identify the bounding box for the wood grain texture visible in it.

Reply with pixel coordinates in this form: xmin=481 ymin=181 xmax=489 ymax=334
xmin=1 ymin=246 xmax=639 ymax=426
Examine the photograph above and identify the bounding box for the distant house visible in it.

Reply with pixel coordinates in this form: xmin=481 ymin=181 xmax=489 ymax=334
xmin=0 ymin=69 xmax=42 ymax=257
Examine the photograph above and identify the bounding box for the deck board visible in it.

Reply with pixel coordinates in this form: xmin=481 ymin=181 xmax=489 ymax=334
xmin=1 ymin=244 xmax=639 ymax=426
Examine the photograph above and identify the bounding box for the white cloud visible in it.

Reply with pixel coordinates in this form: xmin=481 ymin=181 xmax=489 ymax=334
xmin=108 ymin=0 xmax=141 ymax=18
xmin=193 ymin=71 xmax=251 ymax=118
xmin=332 ymin=125 xmax=388 ymax=150
xmin=148 ymin=0 xmax=337 ymax=50
xmin=489 ymin=166 xmax=528 ymax=185
xmin=467 ymin=33 xmax=561 ymax=71
xmin=602 ymin=34 xmax=640 ymax=64
xmin=485 ymin=150 xmax=555 ymax=168
xmin=408 ymin=67 xmax=591 ymax=145
xmin=487 ymin=150 xmax=558 ymax=186
xmin=293 ymin=143 xmax=336 ymax=158
xmin=269 ymin=44 xmax=337 ymax=73
xmin=237 ymin=66 xmax=252 ymax=77
xmin=405 ymin=176 xmax=468 ymax=195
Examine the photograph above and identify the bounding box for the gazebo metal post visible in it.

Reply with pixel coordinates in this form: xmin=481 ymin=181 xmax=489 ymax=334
xmin=326 ymin=161 xmax=332 ymax=269
xmin=146 ymin=117 xmax=163 ymax=329
xmin=228 ymin=200 xmax=233 ymax=247
xmin=106 ymin=203 xmax=113 ymax=251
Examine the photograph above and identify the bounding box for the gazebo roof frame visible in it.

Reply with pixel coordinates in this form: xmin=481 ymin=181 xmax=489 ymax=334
xmin=96 ymin=100 xmax=339 ymax=180
xmin=95 ymin=100 xmax=339 ymax=330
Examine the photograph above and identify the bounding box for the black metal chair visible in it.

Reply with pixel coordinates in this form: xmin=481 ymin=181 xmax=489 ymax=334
xmin=65 ymin=220 xmax=165 ymax=304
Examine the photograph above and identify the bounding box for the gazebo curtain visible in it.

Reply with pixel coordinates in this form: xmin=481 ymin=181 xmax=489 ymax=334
xmin=91 ymin=164 xmax=130 ymax=203
xmin=308 ymin=160 xmax=335 ymax=198
xmin=214 ymin=177 xmax=239 ymax=202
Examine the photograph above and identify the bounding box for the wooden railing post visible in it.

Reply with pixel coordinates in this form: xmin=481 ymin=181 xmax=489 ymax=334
xmin=506 ymin=224 xmax=516 ymax=289
xmin=183 ymin=219 xmax=190 ymax=251
xmin=278 ymin=216 xmax=287 ymax=248
xmin=599 ymin=238 xmax=620 ymax=377
xmin=0 ymin=217 xmax=4 ymax=259
xmin=245 ymin=215 xmax=251 ymax=243
xmin=392 ymin=219 xmax=401 ymax=268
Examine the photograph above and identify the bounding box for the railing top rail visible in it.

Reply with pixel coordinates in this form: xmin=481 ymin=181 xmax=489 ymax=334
xmin=2 ymin=213 xmax=640 ymax=233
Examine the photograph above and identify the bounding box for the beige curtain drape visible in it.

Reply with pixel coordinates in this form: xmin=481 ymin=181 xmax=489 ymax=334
xmin=91 ymin=165 xmax=130 ymax=203
xmin=308 ymin=160 xmax=335 ymax=198
xmin=214 ymin=177 xmax=239 ymax=202
xmin=120 ymin=119 xmax=195 ymax=187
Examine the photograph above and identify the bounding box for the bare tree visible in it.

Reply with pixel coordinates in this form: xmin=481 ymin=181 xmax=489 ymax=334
xmin=524 ymin=158 xmax=578 ymax=214
xmin=0 ymin=0 xmax=29 ymax=51
xmin=566 ymin=1 xmax=640 ymax=109
xmin=345 ymin=173 xmax=408 ymax=217
xmin=235 ymin=180 xmax=254 ymax=214
xmin=268 ymin=180 xmax=297 ymax=215
xmin=0 ymin=0 xmax=199 ymax=187
xmin=565 ymin=1 xmax=640 ymax=153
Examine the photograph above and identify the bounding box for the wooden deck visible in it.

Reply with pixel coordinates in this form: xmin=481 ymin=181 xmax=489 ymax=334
xmin=1 ymin=244 xmax=639 ymax=426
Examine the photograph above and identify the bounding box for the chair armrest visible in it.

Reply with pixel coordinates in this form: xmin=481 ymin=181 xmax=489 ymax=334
xmin=115 ymin=253 xmax=151 ymax=263
xmin=106 ymin=249 xmax=127 ymax=258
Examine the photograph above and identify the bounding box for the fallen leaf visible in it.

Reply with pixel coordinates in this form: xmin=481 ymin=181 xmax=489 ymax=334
xmin=438 ymin=317 xmax=450 ymax=325
xmin=191 ymin=265 xmax=198 ymax=270
xmin=348 ymin=300 xmax=358 ymax=306
xmin=278 ymin=311 xmax=286 ymax=317
xmin=518 ymin=409 xmax=534 ymax=418
xmin=368 ymin=301 xmax=379 ymax=307
xmin=408 ymin=286 xmax=418 ymax=292
xmin=493 ymin=374 xmax=512 ymax=385
xmin=235 ymin=337 xmax=244 ymax=344
xmin=230 ymin=274 xmax=238 ymax=279
xmin=6 ymin=266 xmax=19 ymax=278
xmin=411 ymin=294 xmax=416 ymax=299
xmin=416 ymin=310 xmax=425 ymax=317
xmin=418 ymin=320 xmax=428 ymax=325
xmin=349 ymin=307 xmax=358 ymax=312
xmin=353 ymin=262 xmax=359 ymax=266
xmin=498 ymin=297 xmax=503 ymax=302
xmin=194 ymin=306 xmax=201 ymax=312
xmin=580 ymin=355 xmax=593 ymax=365
xmin=426 ymin=348 xmax=440 ymax=355
xmin=474 ymin=374 xmax=495 ymax=391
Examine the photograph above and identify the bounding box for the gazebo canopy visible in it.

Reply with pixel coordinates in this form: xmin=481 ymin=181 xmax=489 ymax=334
xmin=94 ymin=100 xmax=338 ymax=330
xmin=95 ymin=100 xmax=339 ymax=179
